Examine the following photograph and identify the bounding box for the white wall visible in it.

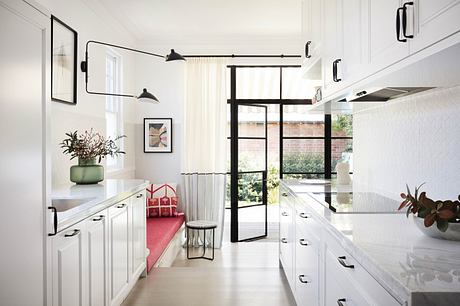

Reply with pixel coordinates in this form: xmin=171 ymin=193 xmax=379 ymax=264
xmin=353 ymin=86 xmax=460 ymax=201
xmin=36 ymin=0 xmax=138 ymax=188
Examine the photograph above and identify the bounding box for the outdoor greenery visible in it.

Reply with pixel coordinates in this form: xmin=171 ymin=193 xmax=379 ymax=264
xmin=332 ymin=114 xmax=353 ymax=137
xmin=283 ymin=153 xmax=324 ymax=173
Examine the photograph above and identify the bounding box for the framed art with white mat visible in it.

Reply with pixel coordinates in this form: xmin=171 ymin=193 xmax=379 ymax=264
xmin=144 ymin=118 xmax=173 ymax=153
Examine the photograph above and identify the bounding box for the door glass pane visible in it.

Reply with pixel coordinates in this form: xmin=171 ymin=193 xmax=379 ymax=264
xmin=238 ymin=172 xmax=264 ymax=208
xmin=332 ymin=114 xmax=353 ymax=137
xmin=282 ymin=139 xmax=324 ymax=173
xmin=283 ymin=106 xmax=324 ymax=137
xmin=238 ymin=139 xmax=266 ymax=172
xmin=332 ymin=139 xmax=353 ymax=172
xmin=282 ymin=67 xmax=320 ymax=99
xmin=238 ymin=105 xmax=266 ymax=138
xmin=238 ymin=205 xmax=266 ymax=241
xmin=236 ymin=68 xmax=280 ymax=99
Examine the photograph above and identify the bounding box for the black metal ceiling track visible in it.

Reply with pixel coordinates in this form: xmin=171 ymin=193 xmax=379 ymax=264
xmin=183 ymin=54 xmax=301 ymax=58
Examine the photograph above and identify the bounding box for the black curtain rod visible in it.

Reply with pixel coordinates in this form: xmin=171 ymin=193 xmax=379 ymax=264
xmin=182 ymin=54 xmax=301 ymax=58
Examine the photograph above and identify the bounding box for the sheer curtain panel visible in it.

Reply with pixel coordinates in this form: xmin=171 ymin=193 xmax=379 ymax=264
xmin=182 ymin=58 xmax=228 ymax=248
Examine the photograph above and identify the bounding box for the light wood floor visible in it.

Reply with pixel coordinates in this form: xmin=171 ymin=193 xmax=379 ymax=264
xmin=122 ymin=220 xmax=296 ymax=306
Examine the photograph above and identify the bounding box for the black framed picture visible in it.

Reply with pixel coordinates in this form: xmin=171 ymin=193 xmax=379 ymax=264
xmin=144 ymin=118 xmax=173 ymax=153
xmin=51 ymin=15 xmax=77 ymax=105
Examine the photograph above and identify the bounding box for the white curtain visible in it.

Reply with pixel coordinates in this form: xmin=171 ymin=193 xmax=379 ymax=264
xmin=182 ymin=57 xmax=228 ymax=248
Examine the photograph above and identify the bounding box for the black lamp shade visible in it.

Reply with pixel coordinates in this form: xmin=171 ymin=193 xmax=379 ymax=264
xmin=138 ymin=88 xmax=159 ymax=103
xmin=166 ymin=49 xmax=186 ymax=62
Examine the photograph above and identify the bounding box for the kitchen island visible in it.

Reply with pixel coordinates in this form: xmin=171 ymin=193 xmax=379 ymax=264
xmin=280 ymin=180 xmax=460 ymax=306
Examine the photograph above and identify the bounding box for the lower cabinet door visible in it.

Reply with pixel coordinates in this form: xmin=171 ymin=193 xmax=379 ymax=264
xmin=295 ymin=230 xmax=319 ymax=306
xmin=109 ymin=202 xmax=129 ymax=305
xmin=86 ymin=211 xmax=108 ymax=306
xmin=51 ymin=226 xmax=86 ymax=306
xmin=131 ymin=191 xmax=146 ymax=277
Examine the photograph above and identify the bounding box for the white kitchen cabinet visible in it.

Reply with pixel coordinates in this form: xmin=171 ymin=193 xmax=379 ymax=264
xmin=130 ymin=191 xmax=146 ymax=278
xmin=51 ymin=226 xmax=87 ymax=306
xmin=279 ymin=188 xmax=295 ymax=290
xmin=410 ymin=0 xmax=460 ymax=53
xmin=109 ymin=202 xmax=130 ymax=305
xmin=368 ymin=0 xmax=410 ymax=72
xmin=86 ymin=210 xmax=108 ymax=306
xmin=301 ymin=0 xmax=322 ymax=78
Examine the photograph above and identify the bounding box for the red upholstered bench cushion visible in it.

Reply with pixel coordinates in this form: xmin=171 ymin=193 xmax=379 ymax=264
xmin=146 ymin=214 xmax=184 ymax=271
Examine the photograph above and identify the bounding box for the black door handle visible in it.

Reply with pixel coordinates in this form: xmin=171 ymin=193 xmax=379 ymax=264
xmin=281 ymin=192 xmax=288 ymax=197
xmin=281 ymin=212 xmax=289 ymax=217
xmin=116 ymin=203 xmax=126 ymax=209
xmin=396 ymin=7 xmax=407 ymax=42
xmin=136 ymin=193 xmax=143 ymax=198
xmin=337 ymin=256 xmax=355 ymax=269
xmin=281 ymin=238 xmax=288 ymax=244
xmin=48 ymin=206 xmax=58 ymax=236
xmin=92 ymin=215 xmax=105 ymax=222
xmin=305 ymin=41 xmax=312 ymax=58
xmin=299 ymin=212 xmax=311 ymax=219
xmin=402 ymin=2 xmax=414 ymax=39
xmin=64 ymin=229 xmax=80 ymax=237
xmin=337 ymin=298 xmax=347 ymax=306
xmin=333 ymin=59 xmax=342 ymax=82
xmin=298 ymin=274 xmax=309 ymax=284
xmin=299 ymin=238 xmax=310 ymax=246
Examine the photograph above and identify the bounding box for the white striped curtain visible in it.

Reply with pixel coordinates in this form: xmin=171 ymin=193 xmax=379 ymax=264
xmin=182 ymin=57 xmax=228 ymax=248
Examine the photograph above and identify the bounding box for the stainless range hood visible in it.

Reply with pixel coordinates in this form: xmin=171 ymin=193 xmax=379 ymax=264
xmin=343 ymin=86 xmax=435 ymax=102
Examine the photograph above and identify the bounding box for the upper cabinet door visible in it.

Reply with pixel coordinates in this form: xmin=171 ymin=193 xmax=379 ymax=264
xmin=410 ymin=0 xmax=460 ymax=53
xmin=368 ymin=0 xmax=410 ymax=71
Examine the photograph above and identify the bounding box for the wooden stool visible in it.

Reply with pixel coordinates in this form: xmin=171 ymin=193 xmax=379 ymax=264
xmin=186 ymin=220 xmax=217 ymax=260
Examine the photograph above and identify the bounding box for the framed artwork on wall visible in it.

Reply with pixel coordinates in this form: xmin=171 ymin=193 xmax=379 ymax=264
xmin=51 ymin=15 xmax=77 ymax=105
xmin=144 ymin=118 xmax=173 ymax=153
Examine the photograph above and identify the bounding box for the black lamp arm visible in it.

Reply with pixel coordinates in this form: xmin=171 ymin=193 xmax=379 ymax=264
xmin=80 ymin=40 xmax=166 ymax=98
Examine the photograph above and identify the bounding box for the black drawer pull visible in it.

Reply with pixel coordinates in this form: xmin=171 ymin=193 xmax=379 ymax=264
xmin=116 ymin=204 xmax=126 ymax=209
xmin=337 ymin=256 xmax=354 ymax=269
xmin=136 ymin=194 xmax=143 ymax=198
xmin=92 ymin=215 xmax=104 ymax=222
xmin=298 ymin=274 xmax=309 ymax=284
xmin=337 ymin=298 xmax=347 ymax=306
xmin=305 ymin=41 xmax=312 ymax=58
xmin=332 ymin=59 xmax=342 ymax=82
xmin=281 ymin=192 xmax=288 ymax=197
xmin=396 ymin=7 xmax=407 ymax=42
xmin=48 ymin=206 xmax=58 ymax=236
xmin=281 ymin=238 xmax=288 ymax=244
xmin=281 ymin=212 xmax=289 ymax=217
xmin=299 ymin=239 xmax=310 ymax=246
xmin=299 ymin=212 xmax=310 ymax=219
xmin=64 ymin=229 xmax=80 ymax=237
xmin=402 ymin=2 xmax=414 ymax=39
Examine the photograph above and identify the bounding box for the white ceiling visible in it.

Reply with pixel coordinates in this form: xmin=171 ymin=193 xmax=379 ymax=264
xmin=95 ymin=0 xmax=302 ymax=51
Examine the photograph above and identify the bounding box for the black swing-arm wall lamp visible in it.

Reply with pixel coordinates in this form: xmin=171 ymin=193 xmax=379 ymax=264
xmin=80 ymin=40 xmax=185 ymax=103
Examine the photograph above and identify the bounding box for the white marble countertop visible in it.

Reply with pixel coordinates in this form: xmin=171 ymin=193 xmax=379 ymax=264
xmin=51 ymin=179 xmax=148 ymax=233
xmin=282 ymin=179 xmax=460 ymax=305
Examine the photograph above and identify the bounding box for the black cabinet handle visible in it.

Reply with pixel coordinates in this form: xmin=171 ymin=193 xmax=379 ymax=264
xmin=116 ymin=203 xmax=126 ymax=209
xmin=48 ymin=206 xmax=58 ymax=236
xmin=299 ymin=212 xmax=311 ymax=219
xmin=337 ymin=256 xmax=355 ymax=269
xmin=281 ymin=212 xmax=289 ymax=217
xmin=92 ymin=215 xmax=104 ymax=222
xmin=305 ymin=41 xmax=312 ymax=58
xmin=402 ymin=2 xmax=414 ymax=39
xmin=333 ymin=59 xmax=342 ymax=82
xmin=298 ymin=274 xmax=309 ymax=284
xmin=396 ymin=7 xmax=407 ymax=42
xmin=64 ymin=229 xmax=80 ymax=237
xmin=337 ymin=298 xmax=347 ymax=306
xmin=281 ymin=238 xmax=288 ymax=244
xmin=299 ymin=238 xmax=310 ymax=246
xmin=136 ymin=194 xmax=143 ymax=198
xmin=281 ymin=192 xmax=288 ymax=197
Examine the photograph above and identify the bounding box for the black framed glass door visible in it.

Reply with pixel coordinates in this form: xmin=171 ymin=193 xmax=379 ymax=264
xmin=230 ymin=103 xmax=268 ymax=242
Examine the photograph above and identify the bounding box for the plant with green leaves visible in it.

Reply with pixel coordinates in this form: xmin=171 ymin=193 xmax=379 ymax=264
xmin=61 ymin=129 xmax=126 ymax=163
xmin=398 ymin=184 xmax=460 ymax=232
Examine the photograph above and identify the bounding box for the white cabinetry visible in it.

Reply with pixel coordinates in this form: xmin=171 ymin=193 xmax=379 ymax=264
xmin=86 ymin=211 xmax=108 ymax=306
xmin=301 ymin=0 xmax=322 ymax=78
xmin=51 ymin=226 xmax=86 ymax=306
xmin=410 ymin=0 xmax=460 ymax=53
xmin=51 ymin=189 xmax=147 ymax=306
xmin=279 ymin=191 xmax=295 ymax=289
xmin=109 ymin=202 xmax=129 ymax=305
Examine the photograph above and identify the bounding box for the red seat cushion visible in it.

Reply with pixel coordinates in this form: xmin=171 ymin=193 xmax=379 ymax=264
xmin=146 ymin=215 xmax=184 ymax=271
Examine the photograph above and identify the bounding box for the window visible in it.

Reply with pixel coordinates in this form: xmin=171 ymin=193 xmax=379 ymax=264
xmin=105 ymin=51 xmax=123 ymax=170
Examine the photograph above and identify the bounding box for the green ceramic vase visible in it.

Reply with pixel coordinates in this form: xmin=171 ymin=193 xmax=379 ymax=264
xmin=70 ymin=158 xmax=104 ymax=184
